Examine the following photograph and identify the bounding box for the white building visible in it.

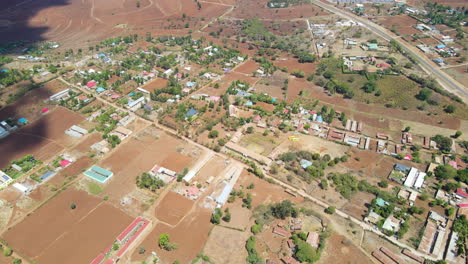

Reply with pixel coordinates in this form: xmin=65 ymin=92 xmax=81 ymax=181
xmin=0 ymin=171 xmax=13 ymax=189
xmin=404 ymin=167 xmax=426 ymax=190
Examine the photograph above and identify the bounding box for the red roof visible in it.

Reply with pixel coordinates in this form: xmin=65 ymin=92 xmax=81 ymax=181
xmin=60 ymin=160 xmax=71 ymax=167
xmin=186 ymin=185 xmax=200 ymax=196
xmin=116 ymin=217 xmax=150 ymax=257
xmin=86 ymin=81 xmax=97 ymax=88
xmin=90 ymin=253 xmax=105 ymax=264
xmin=403 ymin=155 xmax=412 ymax=160
xmin=457 ymin=188 xmax=468 ymax=198
xmin=253 ymin=115 xmax=261 ymax=121
xmin=377 ymin=63 xmax=391 ymax=68
xmin=41 ymin=108 xmax=49 ymax=113
xmin=458 ymin=204 xmax=468 ymax=208
xmin=103 ymin=260 xmax=114 ymax=264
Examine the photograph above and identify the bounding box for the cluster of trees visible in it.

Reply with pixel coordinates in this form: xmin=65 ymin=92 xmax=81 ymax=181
xmin=278 ymin=151 xmax=348 ymax=183
xmin=452 ymin=215 xmax=468 ymax=255
xmin=136 ymin=172 xmax=165 ymax=192
xmin=158 ymin=233 xmax=178 ymax=251
xmin=210 ymin=208 xmax=231 ymax=224
xmin=431 ymin=134 xmax=453 ymax=153
xmin=408 ymin=74 xmax=462 ymax=104
xmin=246 ymin=236 xmax=262 ymax=263
xmin=291 ymin=232 xmax=322 ymax=263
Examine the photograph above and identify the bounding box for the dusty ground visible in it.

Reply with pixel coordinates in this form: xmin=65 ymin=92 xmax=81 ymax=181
xmin=203 ymin=225 xmax=249 ymax=264
xmin=0 ymin=0 xmax=230 ymax=47
xmin=155 ymin=191 xmax=194 ymax=226
xmin=2 ymin=188 xmax=132 ymax=264
xmin=317 ymin=232 xmax=374 ymax=264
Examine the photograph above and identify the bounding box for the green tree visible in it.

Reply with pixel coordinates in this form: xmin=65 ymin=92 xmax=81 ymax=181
xmin=208 ymin=130 xmax=219 ymax=138
xmin=454 ymin=130 xmax=462 ymax=138
xmin=416 ymin=88 xmax=432 ymax=101
xmin=444 ymin=104 xmax=456 ymax=113
xmin=3 ymin=247 xmax=12 ymax=257
xmin=363 ymin=80 xmax=377 ymax=93
xmin=294 ymin=240 xmax=319 ymax=263
xmin=70 ymin=203 xmax=76 ymax=210
xmin=325 ymin=206 xmax=336 ymax=214
xmin=270 ymin=200 xmax=297 ymax=219
xmin=434 ymin=164 xmax=457 ymax=181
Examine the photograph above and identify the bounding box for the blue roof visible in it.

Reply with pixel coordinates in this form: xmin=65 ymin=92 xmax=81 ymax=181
xmin=40 ymin=171 xmax=55 ymax=180
xmin=1 ymin=69 xmax=8 ymax=72
xmin=245 ymin=100 xmax=253 ymax=106
xmin=186 ymin=108 xmax=198 ymax=118
xmin=376 ymin=198 xmax=387 ymax=207
xmin=236 ymin=90 xmax=251 ymax=97
xmin=224 ymin=68 xmax=231 ymax=72
xmin=300 ymin=159 xmax=313 ymax=169
xmin=394 ymin=163 xmax=410 ymax=172
xmin=316 ymin=115 xmax=323 ymax=122
xmin=186 ymin=81 xmax=196 ymax=87
xmin=96 ymin=87 xmax=106 ymax=93
xmin=129 ymin=92 xmax=136 ymax=96
xmin=18 ymin=118 xmax=28 ymax=124
xmin=98 ymin=53 xmax=106 ymax=57
xmin=271 ymin=98 xmax=277 ymax=103
xmin=367 ymin=43 xmax=378 ymax=49
xmin=436 ymin=44 xmax=446 ymax=48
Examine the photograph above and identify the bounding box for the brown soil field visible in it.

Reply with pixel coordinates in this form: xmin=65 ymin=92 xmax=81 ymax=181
xmin=286 ymin=77 xmax=310 ymax=103
xmin=155 ymin=191 xmax=194 ymax=225
xmin=255 ymin=101 xmax=276 ymax=112
xmin=0 ymin=107 xmax=84 ymax=169
xmin=160 ymin=152 xmax=194 ymax=173
xmin=0 ymin=0 xmax=230 ymax=47
xmin=142 ymin=78 xmax=168 ymax=92
xmin=377 ymin=15 xmax=419 ymax=36
xmin=230 ymin=0 xmax=329 ymax=20
xmin=132 ymin=209 xmax=212 ymax=263
xmin=203 ymin=226 xmax=249 ymax=264
xmin=274 ymin=57 xmax=317 ymax=76
xmin=2 ymin=188 xmax=131 ymax=264
xmin=234 ymin=59 xmax=260 ymax=75
xmin=317 ymin=233 xmax=373 ymax=264
xmin=36 ymin=203 xmax=132 ymax=264
xmin=69 ymin=132 xmax=102 ymax=154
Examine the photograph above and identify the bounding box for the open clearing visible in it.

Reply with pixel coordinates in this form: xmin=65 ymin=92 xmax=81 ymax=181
xmin=132 ymin=209 xmax=212 ymax=263
xmin=239 ymin=133 xmax=283 ymax=156
xmin=203 ymin=226 xmax=249 ymax=264
xmin=155 ymin=191 xmax=194 ymax=225
xmin=2 ymin=188 xmax=132 ymax=264
xmin=317 ymin=232 xmax=374 ymax=264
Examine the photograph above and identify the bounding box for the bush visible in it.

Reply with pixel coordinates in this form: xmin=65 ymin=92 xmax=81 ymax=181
xmin=378 ymin=180 xmax=388 ymax=188
xmin=3 ymin=247 xmax=12 ymax=257
xmin=159 ymin=233 xmax=177 ymax=251
xmin=444 ymin=104 xmax=456 ymax=113
xmin=324 ymin=206 xmax=335 ymax=214
xmin=70 ymin=203 xmax=76 ymax=210
xmin=208 ymin=130 xmax=219 ymax=138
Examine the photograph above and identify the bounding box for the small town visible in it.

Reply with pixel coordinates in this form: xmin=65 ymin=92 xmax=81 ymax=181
xmin=0 ymin=0 xmax=466 ymax=263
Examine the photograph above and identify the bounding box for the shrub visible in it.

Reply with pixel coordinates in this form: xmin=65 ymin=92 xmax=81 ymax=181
xmin=325 ymin=206 xmax=335 ymax=214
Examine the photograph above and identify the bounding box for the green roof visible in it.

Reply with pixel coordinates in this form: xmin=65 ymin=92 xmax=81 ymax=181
xmin=367 ymin=43 xmax=378 ymax=50
xmin=376 ymin=198 xmax=386 ymax=207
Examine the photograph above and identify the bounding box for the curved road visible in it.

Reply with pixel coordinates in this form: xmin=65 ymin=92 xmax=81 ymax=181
xmin=310 ymin=0 xmax=468 ymax=103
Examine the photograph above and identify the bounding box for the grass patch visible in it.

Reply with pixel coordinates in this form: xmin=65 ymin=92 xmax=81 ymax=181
xmin=239 ymin=133 xmax=280 ymax=156
xmin=87 ymin=181 xmax=103 ymax=195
